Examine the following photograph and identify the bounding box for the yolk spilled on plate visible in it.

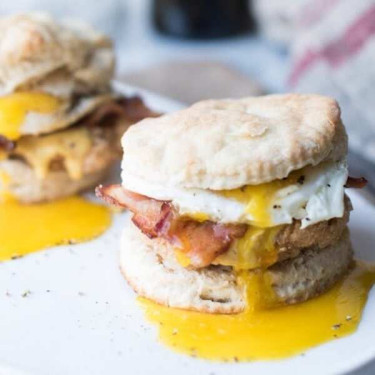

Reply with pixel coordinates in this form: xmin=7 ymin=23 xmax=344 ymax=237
xmin=0 ymin=196 xmax=111 ymax=260
xmin=139 ymin=262 xmax=375 ymax=361
xmin=0 ymin=92 xmax=61 ymax=140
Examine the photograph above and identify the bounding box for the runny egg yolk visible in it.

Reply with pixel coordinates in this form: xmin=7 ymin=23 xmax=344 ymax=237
xmin=0 ymin=196 xmax=111 ymax=260
xmin=219 ymin=172 xmax=301 ymax=228
xmin=215 ymin=225 xmax=281 ymax=270
xmin=139 ymin=261 xmax=375 ymax=361
xmin=0 ymin=92 xmax=61 ymax=140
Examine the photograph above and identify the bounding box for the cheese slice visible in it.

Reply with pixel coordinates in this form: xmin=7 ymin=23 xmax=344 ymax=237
xmin=15 ymin=127 xmax=92 ymax=180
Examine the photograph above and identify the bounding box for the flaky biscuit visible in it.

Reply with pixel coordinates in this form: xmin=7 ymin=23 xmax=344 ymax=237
xmin=121 ymin=94 xmax=347 ymax=190
xmin=0 ymin=114 xmax=132 ymax=203
xmin=0 ymin=12 xmax=114 ymax=95
xmin=120 ymin=219 xmax=352 ymax=313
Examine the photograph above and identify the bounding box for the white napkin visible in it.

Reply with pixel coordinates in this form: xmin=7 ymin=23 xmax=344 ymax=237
xmin=288 ymin=0 xmax=375 ymax=165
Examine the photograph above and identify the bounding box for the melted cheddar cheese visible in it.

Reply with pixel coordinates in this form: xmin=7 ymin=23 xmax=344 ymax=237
xmin=0 ymin=196 xmax=111 ymax=260
xmin=0 ymin=92 xmax=61 ymax=140
xmin=15 ymin=127 xmax=92 ymax=180
xmin=139 ymin=261 xmax=375 ymax=361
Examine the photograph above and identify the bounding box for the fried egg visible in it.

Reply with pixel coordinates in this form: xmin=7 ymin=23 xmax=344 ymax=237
xmin=123 ymin=160 xmax=348 ymax=228
xmin=0 ymin=92 xmax=61 ymax=140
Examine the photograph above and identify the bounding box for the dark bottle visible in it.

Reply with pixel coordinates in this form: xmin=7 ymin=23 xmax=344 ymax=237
xmin=152 ymin=0 xmax=255 ymax=39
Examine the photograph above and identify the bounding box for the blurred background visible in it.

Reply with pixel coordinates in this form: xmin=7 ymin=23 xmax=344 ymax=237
xmin=1 ymin=0 xmax=375 ymax=190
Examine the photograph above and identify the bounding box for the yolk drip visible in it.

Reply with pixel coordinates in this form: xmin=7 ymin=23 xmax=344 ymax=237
xmin=237 ymin=268 xmax=280 ymax=311
xmin=0 ymin=196 xmax=111 ymax=260
xmin=185 ymin=212 xmax=210 ymax=222
xmin=0 ymin=92 xmax=61 ymax=140
xmin=139 ymin=261 xmax=375 ymax=361
xmin=215 ymin=226 xmax=281 ymax=270
xmin=219 ymin=172 xmax=302 ymax=227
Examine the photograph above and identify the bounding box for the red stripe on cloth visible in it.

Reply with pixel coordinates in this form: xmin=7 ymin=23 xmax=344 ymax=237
xmin=299 ymin=0 xmax=340 ymax=28
xmin=289 ymin=4 xmax=375 ymax=87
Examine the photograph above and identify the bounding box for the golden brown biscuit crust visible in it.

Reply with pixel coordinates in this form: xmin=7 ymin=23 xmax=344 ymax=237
xmin=0 ymin=13 xmax=114 ymax=95
xmin=0 ymin=116 xmax=131 ymax=203
xmin=120 ymin=220 xmax=352 ymax=313
xmin=121 ymin=94 xmax=347 ymax=190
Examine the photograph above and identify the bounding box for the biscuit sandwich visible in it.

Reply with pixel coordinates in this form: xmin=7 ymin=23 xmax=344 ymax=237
xmin=97 ymin=94 xmax=367 ymax=313
xmin=0 ymin=13 xmax=155 ymax=203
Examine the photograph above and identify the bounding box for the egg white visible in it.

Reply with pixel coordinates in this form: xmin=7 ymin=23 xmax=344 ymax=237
xmin=122 ymin=160 xmax=348 ymax=228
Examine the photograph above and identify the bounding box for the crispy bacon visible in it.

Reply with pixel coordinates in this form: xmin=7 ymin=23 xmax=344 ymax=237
xmin=0 ymin=135 xmax=15 ymax=152
xmin=85 ymin=97 xmax=159 ymax=128
xmin=96 ymin=184 xmax=173 ymax=238
xmin=345 ymin=176 xmax=368 ymax=189
xmin=169 ymin=220 xmax=247 ymax=267
xmin=96 ymin=184 xmax=247 ymax=268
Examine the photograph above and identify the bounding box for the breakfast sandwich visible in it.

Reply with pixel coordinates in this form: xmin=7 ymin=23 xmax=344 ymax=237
xmin=97 ymin=94 xmax=366 ymax=313
xmin=0 ymin=13 xmax=155 ymax=203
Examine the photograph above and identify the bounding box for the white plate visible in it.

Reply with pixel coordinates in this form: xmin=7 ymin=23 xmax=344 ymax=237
xmin=0 ymin=84 xmax=374 ymax=375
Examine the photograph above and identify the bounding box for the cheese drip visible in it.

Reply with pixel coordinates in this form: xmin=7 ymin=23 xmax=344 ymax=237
xmin=0 ymin=92 xmax=61 ymax=140
xmin=15 ymin=127 xmax=92 ymax=180
xmin=139 ymin=262 xmax=375 ymax=361
xmin=0 ymin=196 xmax=111 ymax=260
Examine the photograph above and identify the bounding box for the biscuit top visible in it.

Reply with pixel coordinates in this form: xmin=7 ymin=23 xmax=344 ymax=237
xmin=121 ymin=94 xmax=347 ymax=190
xmin=0 ymin=13 xmax=114 ymax=95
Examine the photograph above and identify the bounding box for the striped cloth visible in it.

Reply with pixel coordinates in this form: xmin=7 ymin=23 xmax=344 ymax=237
xmin=288 ymin=0 xmax=375 ymax=164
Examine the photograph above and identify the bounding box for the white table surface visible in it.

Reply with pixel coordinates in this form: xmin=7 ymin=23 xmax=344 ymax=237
xmin=0 ymin=85 xmax=375 ymax=375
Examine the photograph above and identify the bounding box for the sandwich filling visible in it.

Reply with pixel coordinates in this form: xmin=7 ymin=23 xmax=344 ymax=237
xmin=97 ymin=160 xmax=363 ymax=270
xmin=0 ymin=96 xmax=156 ymax=189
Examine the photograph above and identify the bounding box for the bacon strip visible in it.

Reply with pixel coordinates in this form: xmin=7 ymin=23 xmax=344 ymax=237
xmin=345 ymin=176 xmax=368 ymax=189
xmin=0 ymin=135 xmax=15 ymax=151
xmin=170 ymin=220 xmax=247 ymax=267
xmin=96 ymin=184 xmax=173 ymax=238
xmin=85 ymin=97 xmax=159 ymax=128
xmin=96 ymin=184 xmax=247 ymax=268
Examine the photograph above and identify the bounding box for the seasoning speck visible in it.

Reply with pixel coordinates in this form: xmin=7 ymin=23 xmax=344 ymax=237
xmin=297 ymin=175 xmax=305 ymax=185
xmin=22 ymin=290 xmax=31 ymax=298
xmin=332 ymin=323 xmax=342 ymax=330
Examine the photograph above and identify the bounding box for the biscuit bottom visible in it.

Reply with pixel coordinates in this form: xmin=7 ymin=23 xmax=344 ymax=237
xmin=0 ymin=160 xmax=110 ymax=203
xmin=120 ymin=217 xmax=353 ymax=314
